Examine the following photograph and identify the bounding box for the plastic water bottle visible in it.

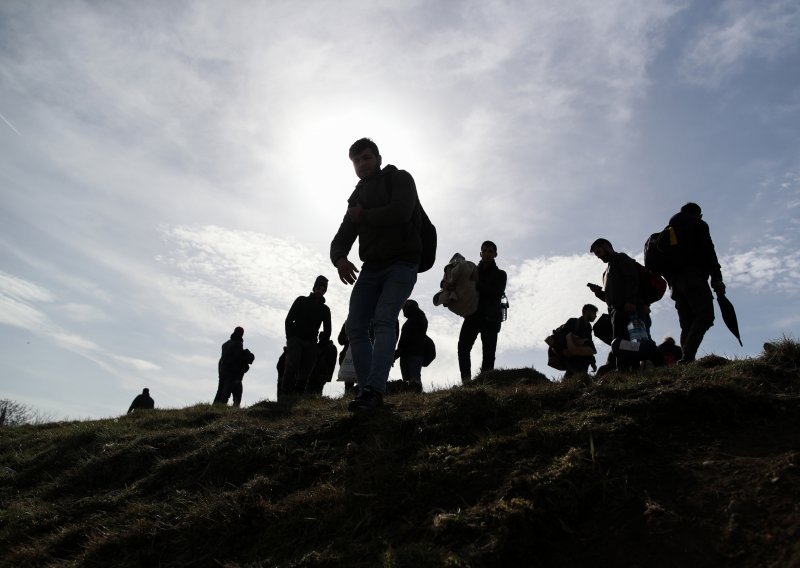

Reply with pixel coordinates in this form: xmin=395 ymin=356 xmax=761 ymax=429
xmin=627 ymin=316 xmax=648 ymax=343
xmin=500 ymin=294 xmax=509 ymax=322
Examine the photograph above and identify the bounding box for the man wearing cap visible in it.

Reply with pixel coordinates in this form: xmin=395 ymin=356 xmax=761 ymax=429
xmin=214 ymin=326 xmax=247 ymax=404
xmin=127 ymin=387 xmax=155 ymax=413
xmin=330 ymin=138 xmax=421 ymax=410
xmin=282 ymin=275 xmax=332 ymax=397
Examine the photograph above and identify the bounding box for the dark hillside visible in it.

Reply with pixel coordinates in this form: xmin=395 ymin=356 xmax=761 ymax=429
xmin=1 ymin=340 xmax=798 ymax=567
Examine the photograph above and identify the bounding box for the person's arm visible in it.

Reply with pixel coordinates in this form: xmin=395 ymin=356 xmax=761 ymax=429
xmin=285 ymin=298 xmax=300 ymax=339
xmin=587 ymin=282 xmax=606 ymax=302
xmin=331 ymin=188 xmax=361 ymax=284
xmin=700 ymin=221 xmax=724 ymax=289
xmin=360 ymin=170 xmax=418 ymax=226
xmin=127 ymin=396 xmax=138 ymax=414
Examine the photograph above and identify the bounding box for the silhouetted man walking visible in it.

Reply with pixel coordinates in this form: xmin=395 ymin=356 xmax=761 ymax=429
xmin=330 ymin=138 xmax=421 ymax=410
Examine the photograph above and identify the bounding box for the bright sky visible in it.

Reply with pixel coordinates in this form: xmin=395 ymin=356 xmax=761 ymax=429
xmin=2 ymin=1 xmax=799 ymax=421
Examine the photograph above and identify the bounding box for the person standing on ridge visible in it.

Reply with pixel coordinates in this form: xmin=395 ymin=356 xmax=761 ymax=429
xmin=214 ymin=326 xmax=247 ymax=404
xmin=282 ymin=275 xmax=332 ymax=396
xmin=665 ymin=202 xmax=726 ymax=363
xmin=330 ymin=138 xmax=422 ymax=410
xmin=394 ymin=299 xmax=428 ymax=393
xmin=127 ymin=388 xmax=154 ymax=414
xmin=457 ymin=240 xmax=507 ymax=383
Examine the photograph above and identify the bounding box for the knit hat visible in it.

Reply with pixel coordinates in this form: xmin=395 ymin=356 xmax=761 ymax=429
xmin=314 ymin=275 xmax=328 ymax=289
xmin=233 ymin=326 xmax=244 ymax=337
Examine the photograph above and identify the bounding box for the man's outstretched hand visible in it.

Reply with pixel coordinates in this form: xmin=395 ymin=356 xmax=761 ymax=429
xmin=336 ymin=257 xmax=359 ymax=285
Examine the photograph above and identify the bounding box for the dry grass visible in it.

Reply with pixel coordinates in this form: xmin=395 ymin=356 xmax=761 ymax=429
xmin=1 ymin=339 xmax=799 ymax=567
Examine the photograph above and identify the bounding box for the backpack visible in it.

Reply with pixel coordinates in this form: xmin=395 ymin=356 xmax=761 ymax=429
xmin=386 ymin=170 xmax=437 ymax=273
xmin=635 ymin=261 xmax=667 ymax=305
xmin=592 ymin=313 xmax=613 ymax=346
xmin=418 ymin=205 xmax=437 ymax=273
xmin=545 ymin=318 xmax=576 ymax=350
xmin=644 ymin=226 xmax=681 ymax=277
xmin=422 ymin=335 xmax=436 ymax=367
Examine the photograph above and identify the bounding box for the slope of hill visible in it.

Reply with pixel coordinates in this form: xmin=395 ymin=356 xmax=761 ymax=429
xmin=1 ymin=340 xmax=798 ymax=567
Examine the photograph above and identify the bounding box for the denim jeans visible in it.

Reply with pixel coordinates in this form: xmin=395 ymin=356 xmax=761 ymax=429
xmin=346 ymin=261 xmax=417 ymax=393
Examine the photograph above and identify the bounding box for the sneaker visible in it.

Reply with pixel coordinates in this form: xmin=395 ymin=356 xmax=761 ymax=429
xmin=410 ymin=380 xmax=423 ymax=393
xmin=677 ymin=357 xmax=695 ymax=365
xmin=347 ymin=386 xmax=384 ymax=411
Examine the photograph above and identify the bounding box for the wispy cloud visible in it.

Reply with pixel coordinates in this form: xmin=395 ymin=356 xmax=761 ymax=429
xmin=0 ymin=111 xmax=21 ymax=136
xmin=680 ymin=0 xmax=800 ymax=87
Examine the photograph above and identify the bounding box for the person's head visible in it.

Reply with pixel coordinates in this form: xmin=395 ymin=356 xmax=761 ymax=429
xmin=662 ymin=336 xmax=676 ymax=346
xmin=402 ymin=299 xmax=418 ymax=317
xmin=590 ymin=238 xmax=614 ymax=263
xmin=349 ymin=138 xmax=382 ymax=180
xmin=681 ymin=202 xmax=702 ymax=219
xmin=232 ymin=326 xmax=244 ymax=338
xmin=581 ymin=304 xmax=599 ymax=322
xmin=480 ymin=240 xmax=498 ymax=263
xmin=142 ymin=388 xmax=150 ymax=395
xmin=313 ymin=275 xmax=328 ymax=296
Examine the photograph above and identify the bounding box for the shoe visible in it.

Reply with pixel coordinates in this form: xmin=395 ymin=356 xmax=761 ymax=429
xmin=676 ymin=357 xmax=695 ymax=365
xmin=347 ymin=386 xmax=384 ymax=411
xmin=410 ymin=380 xmax=423 ymax=393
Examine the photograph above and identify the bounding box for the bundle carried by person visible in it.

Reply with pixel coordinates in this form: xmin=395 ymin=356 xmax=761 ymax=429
xmin=545 ymin=318 xmax=597 ymax=370
xmin=432 ymin=253 xmax=479 ymax=317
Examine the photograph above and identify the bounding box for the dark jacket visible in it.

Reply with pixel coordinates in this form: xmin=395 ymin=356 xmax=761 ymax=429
xmin=218 ymin=334 xmax=244 ymax=378
xmin=127 ymin=393 xmax=154 ymax=413
xmin=668 ymin=210 xmax=723 ymax=282
xmin=598 ymin=252 xmax=641 ymax=309
xmin=562 ymin=317 xmax=593 ymax=341
xmin=330 ymin=165 xmax=422 ymax=269
xmin=397 ymin=305 xmax=429 ymax=358
xmin=285 ymin=294 xmax=332 ymax=342
xmin=472 ymin=260 xmax=507 ymax=322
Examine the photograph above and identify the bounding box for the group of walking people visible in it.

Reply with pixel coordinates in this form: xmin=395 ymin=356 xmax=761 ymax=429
xmin=549 ymin=201 xmax=727 ymax=376
xmin=207 ymin=137 xmax=726 ymax=411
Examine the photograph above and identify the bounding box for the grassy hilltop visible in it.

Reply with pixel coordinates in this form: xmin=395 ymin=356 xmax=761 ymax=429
xmin=1 ymin=340 xmax=799 ymax=567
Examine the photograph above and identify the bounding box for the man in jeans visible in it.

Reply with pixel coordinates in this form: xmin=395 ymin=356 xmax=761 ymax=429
xmin=330 ymin=138 xmax=421 ymax=410
xmin=457 ymin=240 xmax=507 ymax=382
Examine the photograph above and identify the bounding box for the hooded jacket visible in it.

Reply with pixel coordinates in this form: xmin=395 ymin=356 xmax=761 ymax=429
xmin=330 ymin=165 xmax=422 ymax=269
xmin=668 ymin=210 xmax=723 ymax=282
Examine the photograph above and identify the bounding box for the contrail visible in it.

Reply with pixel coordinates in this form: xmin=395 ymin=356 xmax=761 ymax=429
xmin=0 ymin=111 xmax=21 ymax=136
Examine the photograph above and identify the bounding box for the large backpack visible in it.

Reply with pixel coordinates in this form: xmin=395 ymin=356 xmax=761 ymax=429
xmin=644 ymin=226 xmax=681 ymax=277
xmin=635 ymin=260 xmax=667 ymax=305
xmin=418 ymin=205 xmax=437 ymax=273
xmin=422 ymin=335 xmax=436 ymax=367
xmin=386 ymin=170 xmax=437 ymax=273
